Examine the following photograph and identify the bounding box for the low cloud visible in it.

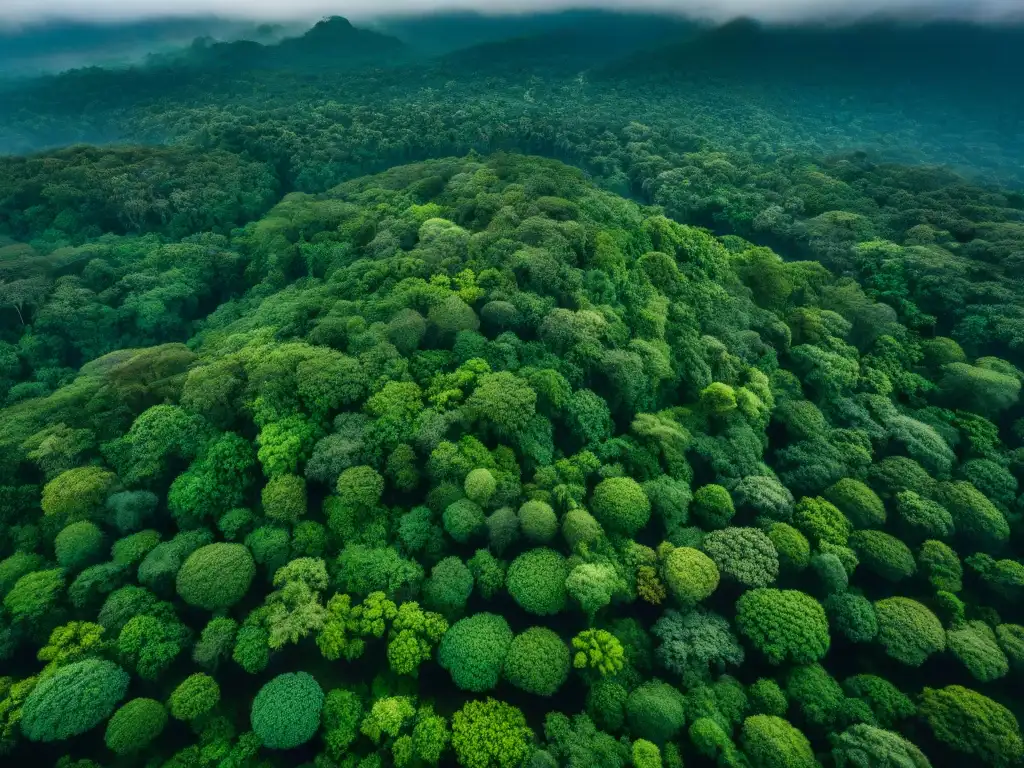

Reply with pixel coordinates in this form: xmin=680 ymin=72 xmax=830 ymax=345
xmin=0 ymin=0 xmax=1020 ymax=26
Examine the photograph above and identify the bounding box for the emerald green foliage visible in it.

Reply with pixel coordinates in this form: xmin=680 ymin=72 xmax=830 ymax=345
xmin=5 ymin=568 xmax=64 ymax=628
xmin=587 ymin=678 xmax=629 ymax=732
xmin=894 ymin=491 xmax=954 ymax=540
xmin=261 ymin=473 xmax=307 ymax=524
xmin=104 ymin=698 xmax=167 ymax=755
xmin=736 ymin=588 xmax=830 ymax=665
xmin=824 ymin=593 xmax=878 ymax=643
xmin=748 ymin=679 xmax=788 ymax=717
xmin=692 ymin=484 xmax=735 ymax=529
xmin=503 ymin=627 xmax=571 ymax=696
xmin=831 ymin=724 xmax=930 ymax=768
xmin=111 ymin=529 xmax=160 ymax=566
xmin=662 ymin=546 xmax=719 ymax=605
xmin=572 ymin=629 xmax=625 ymax=677
xmin=874 ymin=597 xmax=945 ymax=666
xmin=250 ymin=672 xmax=324 ymax=749
xmin=117 ymin=612 xmax=189 ymax=680
xmin=21 ymin=659 xmax=129 ymax=741
xmin=518 ymin=500 xmax=558 ymax=543
xmin=767 ymin=522 xmax=811 ymax=571
xmin=41 ymin=467 xmax=116 ymax=523
xmin=423 ymin=556 xmax=474 ymax=618
xmin=920 ymin=685 xmax=1024 ymax=767
xmin=54 ymin=521 xmax=105 ymax=572
xmin=175 ymin=542 xmax=255 ymax=610
xmin=918 ymin=540 xmax=963 ymax=592
xmin=465 ymin=468 xmax=497 ymax=506
xmin=322 ymin=689 xmax=364 ymax=760
xmin=438 ymin=613 xmax=513 ymax=692
xmin=946 ymin=621 xmax=1010 ymax=683
xmin=169 ymin=673 xmax=220 ymax=721
xmin=138 ymin=528 xmax=213 ymax=594
xmin=627 ymin=680 xmax=686 ymax=743
xmin=652 ymin=608 xmax=744 ymax=684
xmin=849 ymin=530 xmax=916 ymax=582
xmin=591 ymin=477 xmax=651 ymax=537
xmin=443 ymin=498 xmax=486 ymax=544
xmin=824 ymin=479 xmax=886 ymax=529
xmin=544 ymin=711 xmax=629 ymax=767
xmin=452 ymin=698 xmax=533 ymax=768
xmin=506 ymin=547 xmax=569 ymax=615
xmin=192 ymin=617 xmax=236 ymax=666
xmin=702 ymin=527 xmax=779 ymax=588
xmin=794 ymin=496 xmax=852 ymax=547
xmin=786 ymin=663 xmax=845 ymax=729
xmin=740 ymin=715 xmax=817 ymax=768
xmin=467 ymin=549 xmax=506 ymax=599
xmin=842 ymin=675 xmax=915 ymax=729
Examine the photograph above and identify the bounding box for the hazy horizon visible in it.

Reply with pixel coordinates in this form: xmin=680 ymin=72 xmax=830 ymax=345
xmin=0 ymin=0 xmax=1021 ymax=28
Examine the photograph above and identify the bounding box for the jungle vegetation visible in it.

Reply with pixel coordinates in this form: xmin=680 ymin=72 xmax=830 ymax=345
xmin=1 ymin=10 xmax=1024 ymax=768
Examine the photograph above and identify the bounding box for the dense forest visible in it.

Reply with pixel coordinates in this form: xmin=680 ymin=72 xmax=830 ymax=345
xmin=1 ymin=9 xmax=1024 ymax=768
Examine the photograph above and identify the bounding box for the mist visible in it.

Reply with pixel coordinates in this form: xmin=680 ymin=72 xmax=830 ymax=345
xmin=0 ymin=0 xmax=1020 ymax=27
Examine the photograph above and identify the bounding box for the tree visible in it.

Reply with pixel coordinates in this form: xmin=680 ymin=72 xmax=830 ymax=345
xmin=733 ymin=475 xmax=794 ymax=522
xmin=938 ymin=481 xmax=1009 ymax=551
xmin=250 ymin=672 xmax=324 ymax=749
xmin=849 ymin=530 xmax=916 ymax=581
xmin=117 ymin=613 xmax=189 ymax=680
xmin=169 ymin=673 xmax=220 ymax=721
xmin=831 ymin=724 xmax=930 ymax=768
xmin=322 ymin=688 xmax=364 ymax=761
xmin=736 ymin=588 xmax=830 ymax=665
xmin=261 ymin=473 xmax=307 ymax=524
xmin=793 ymin=496 xmax=852 ymax=547
xmin=21 ymin=659 xmax=129 ymax=742
xmin=920 ymin=685 xmax=1024 ymax=767
xmin=544 ymin=711 xmax=630 ymax=767
xmin=438 ymin=613 xmax=513 ymax=692
xmin=652 ymin=607 xmax=744 ymax=684
xmin=111 ymin=530 xmax=160 ymax=567
xmin=692 ymin=484 xmax=735 ymax=529
xmin=824 ymin=478 xmax=886 ymax=528
xmin=465 ymin=371 xmax=537 ymax=439
xmin=566 ymin=562 xmax=622 ymax=619
xmin=739 ymin=715 xmax=817 ymax=768
xmin=41 ymin=466 xmax=116 ymax=523
xmin=939 ymin=362 xmax=1020 ymax=416
xmin=451 ymin=698 xmax=533 ymax=768
xmin=104 ymin=698 xmax=167 ymax=755
xmin=192 ymin=617 xmax=237 ymax=671
xmin=5 ymin=568 xmax=64 ymax=630
xmin=702 ymin=527 xmax=779 ymax=588
xmin=175 ymin=542 xmax=255 ymax=611
xmin=767 ymin=522 xmax=811 ymax=572
xmin=662 ymin=546 xmax=719 ymax=605
xmin=503 ymin=627 xmax=571 ymax=696
xmin=423 ymin=556 xmax=474 ymax=619
xmin=506 ymin=548 xmax=569 ymax=616
xmin=842 ymin=675 xmax=915 ymax=729
xmin=824 ymin=593 xmax=877 ymax=644
xmin=627 ymin=680 xmax=686 ymax=743
xmin=748 ymin=679 xmax=788 ymax=717
xmin=467 ymin=549 xmax=506 ymax=600
xmin=786 ymin=663 xmax=845 ymax=729
xmin=947 ymin=621 xmax=1010 ymax=683
xmin=465 ymin=468 xmax=497 ymax=506
xmin=387 ymin=601 xmax=448 ymax=676
xmin=443 ymin=498 xmax=486 ymax=544
xmin=591 ymin=477 xmax=652 ymax=537
xmin=167 ymin=432 xmax=256 ymax=527
xmin=54 ymin=521 xmax=105 ymax=572
xmin=573 ymin=629 xmax=625 ymax=677
xmin=874 ymin=597 xmax=945 ymax=666
xmin=518 ymin=500 xmax=558 ymax=543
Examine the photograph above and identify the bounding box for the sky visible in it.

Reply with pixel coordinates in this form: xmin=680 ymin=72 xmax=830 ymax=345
xmin=0 ymin=0 xmax=1020 ymax=26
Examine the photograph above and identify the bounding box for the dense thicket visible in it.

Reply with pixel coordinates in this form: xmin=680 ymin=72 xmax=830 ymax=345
xmin=0 ymin=12 xmax=1023 ymax=768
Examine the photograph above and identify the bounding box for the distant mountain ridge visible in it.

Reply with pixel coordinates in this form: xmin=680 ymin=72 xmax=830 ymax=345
xmin=181 ymin=16 xmax=409 ymax=72
xmin=604 ymin=18 xmax=1024 ymax=87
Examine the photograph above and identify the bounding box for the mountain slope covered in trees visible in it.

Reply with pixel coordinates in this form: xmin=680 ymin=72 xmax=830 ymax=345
xmin=1 ymin=12 xmax=1024 ymax=768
